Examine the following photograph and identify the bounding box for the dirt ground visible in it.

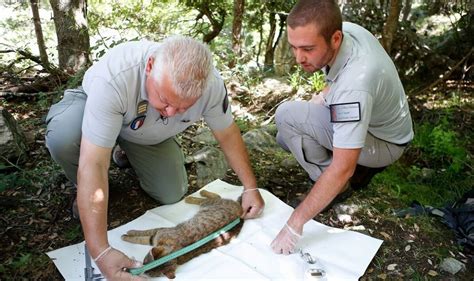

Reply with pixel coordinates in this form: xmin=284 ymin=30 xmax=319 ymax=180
xmin=1 ymin=87 xmax=473 ymax=280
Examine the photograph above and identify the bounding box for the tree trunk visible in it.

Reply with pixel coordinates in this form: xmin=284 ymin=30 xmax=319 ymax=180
xmin=198 ymin=3 xmax=226 ymax=43
xmin=229 ymin=0 xmax=245 ymax=68
xmin=49 ymin=0 xmax=90 ymax=74
xmin=29 ymin=0 xmax=50 ymax=69
xmin=0 ymin=109 xmax=28 ymax=167
xmin=402 ymin=0 xmax=412 ymax=22
xmin=263 ymin=11 xmax=277 ymax=70
xmin=381 ymin=0 xmax=402 ymax=54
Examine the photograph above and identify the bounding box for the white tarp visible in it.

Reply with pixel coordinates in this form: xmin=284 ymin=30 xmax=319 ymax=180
xmin=47 ymin=179 xmax=382 ymax=280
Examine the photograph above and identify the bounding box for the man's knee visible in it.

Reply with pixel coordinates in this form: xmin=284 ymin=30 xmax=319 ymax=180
xmin=275 ymin=101 xmax=296 ymax=127
xmin=142 ymin=181 xmax=188 ymax=205
xmin=45 ymin=127 xmax=80 ymax=163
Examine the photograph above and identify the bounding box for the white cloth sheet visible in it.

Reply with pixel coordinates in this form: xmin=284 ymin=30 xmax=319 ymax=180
xmin=47 ymin=179 xmax=382 ymax=280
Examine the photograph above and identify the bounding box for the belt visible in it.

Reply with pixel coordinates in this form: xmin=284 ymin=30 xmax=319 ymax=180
xmin=393 ymin=141 xmax=410 ymax=147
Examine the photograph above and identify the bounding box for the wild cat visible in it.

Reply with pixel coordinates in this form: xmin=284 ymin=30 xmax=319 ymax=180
xmin=121 ymin=190 xmax=244 ymax=279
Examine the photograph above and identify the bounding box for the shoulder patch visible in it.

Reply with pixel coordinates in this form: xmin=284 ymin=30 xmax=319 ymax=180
xmin=330 ymin=102 xmax=361 ymax=123
xmin=222 ymin=83 xmax=229 ymax=114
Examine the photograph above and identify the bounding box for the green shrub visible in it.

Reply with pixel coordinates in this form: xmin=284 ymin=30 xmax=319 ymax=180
xmin=412 ymin=117 xmax=468 ymax=172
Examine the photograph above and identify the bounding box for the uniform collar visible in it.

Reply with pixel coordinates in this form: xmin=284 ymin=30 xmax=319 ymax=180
xmin=324 ymin=33 xmax=353 ymax=83
xmin=140 ymin=59 xmax=149 ymax=101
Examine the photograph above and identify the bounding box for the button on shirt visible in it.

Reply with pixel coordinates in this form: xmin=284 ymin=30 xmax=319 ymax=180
xmin=323 ymin=22 xmax=413 ymax=149
xmin=81 ymin=41 xmax=233 ymax=147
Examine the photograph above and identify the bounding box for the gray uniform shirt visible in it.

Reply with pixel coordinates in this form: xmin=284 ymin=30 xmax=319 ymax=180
xmin=323 ymin=22 xmax=414 ymax=149
xmin=81 ymin=41 xmax=232 ymax=148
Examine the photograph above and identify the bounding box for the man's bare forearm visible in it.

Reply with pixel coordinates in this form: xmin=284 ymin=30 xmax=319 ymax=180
xmin=77 ymin=137 xmax=113 ymax=258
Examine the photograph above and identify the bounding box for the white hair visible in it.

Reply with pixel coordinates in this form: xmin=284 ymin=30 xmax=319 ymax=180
xmin=150 ymin=35 xmax=213 ymax=99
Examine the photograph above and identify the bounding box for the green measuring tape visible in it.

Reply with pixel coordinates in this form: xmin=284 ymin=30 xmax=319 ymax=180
xmin=128 ymin=217 xmax=241 ymax=276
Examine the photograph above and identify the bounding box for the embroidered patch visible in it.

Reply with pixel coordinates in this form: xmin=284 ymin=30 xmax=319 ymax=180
xmin=137 ymin=100 xmax=148 ymax=115
xmin=222 ymin=83 xmax=229 ymax=114
xmin=330 ymin=102 xmax=361 ymax=123
xmin=130 ymin=116 xmax=146 ymax=130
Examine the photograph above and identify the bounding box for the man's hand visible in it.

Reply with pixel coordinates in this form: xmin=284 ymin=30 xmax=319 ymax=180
xmin=310 ymin=93 xmax=325 ymax=105
xmin=310 ymin=85 xmax=329 ymax=105
xmin=241 ymin=189 xmax=265 ymax=219
xmin=270 ymin=223 xmax=302 ymax=255
xmin=95 ymin=247 xmax=146 ymax=281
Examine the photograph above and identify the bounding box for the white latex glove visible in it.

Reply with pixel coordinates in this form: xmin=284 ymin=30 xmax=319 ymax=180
xmin=270 ymin=223 xmax=302 ymax=255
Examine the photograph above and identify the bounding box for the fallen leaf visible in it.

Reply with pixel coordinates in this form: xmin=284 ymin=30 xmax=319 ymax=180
xmin=387 ymin=264 xmax=397 ymax=270
xmin=428 ymin=259 xmax=433 ymax=265
xmin=405 ymin=245 xmax=411 ymax=251
xmin=428 ymin=270 xmax=438 ymax=276
xmin=377 ymin=273 xmax=387 ymax=279
xmin=414 ymin=223 xmax=419 ymax=232
xmin=380 ymin=231 xmax=392 ymax=240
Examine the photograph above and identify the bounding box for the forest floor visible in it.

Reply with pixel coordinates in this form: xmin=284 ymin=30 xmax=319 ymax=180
xmin=0 ymin=76 xmax=473 ymax=280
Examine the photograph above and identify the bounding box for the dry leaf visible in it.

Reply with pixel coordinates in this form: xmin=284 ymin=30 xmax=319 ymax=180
xmin=428 ymin=270 xmax=438 ymax=276
xmin=387 ymin=264 xmax=397 ymax=270
xmin=428 ymin=259 xmax=433 ymax=265
xmin=377 ymin=273 xmax=387 ymax=279
xmin=380 ymin=231 xmax=392 ymax=240
xmin=414 ymin=223 xmax=419 ymax=232
xmin=405 ymin=245 xmax=411 ymax=251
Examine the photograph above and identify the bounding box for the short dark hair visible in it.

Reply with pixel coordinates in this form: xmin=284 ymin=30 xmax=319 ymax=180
xmin=287 ymin=0 xmax=342 ymax=43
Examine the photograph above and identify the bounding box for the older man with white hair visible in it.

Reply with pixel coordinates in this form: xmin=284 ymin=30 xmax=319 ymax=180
xmin=45 ymin=35 xmax=264 ymax=280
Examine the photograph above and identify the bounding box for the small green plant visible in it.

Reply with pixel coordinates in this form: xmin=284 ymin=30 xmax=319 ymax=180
xmin=235 ymin=116 xmax=253 ymax=133
xmin=9 ymin=253 xmax=32 ymax=271
xmin=308 ymin=71 xmax=325 ymax=92
xmin=65 ymin=225 xmax=82 ymax=241
xmin=412 ymin=116 xmax=468 ymax=172
xmin=287 ymin=69 xmax=326 ymax=92
xmin=287 ymin=68 xmax=304 ymax=90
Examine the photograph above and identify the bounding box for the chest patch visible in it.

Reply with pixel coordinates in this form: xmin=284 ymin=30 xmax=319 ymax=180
xmin=330 ymin=102 xmax=361 ymax=123
xmin=130 ymin=100 xmax=148 ymax=130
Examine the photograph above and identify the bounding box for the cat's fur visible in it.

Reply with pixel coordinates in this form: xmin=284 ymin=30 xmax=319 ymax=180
xmin=121 ymin=190 xmax=244 ymax=279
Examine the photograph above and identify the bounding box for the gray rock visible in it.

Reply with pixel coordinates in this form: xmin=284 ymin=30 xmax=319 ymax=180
xmin=243 ymin=129 xmax=278 ymax=153
xmin=189 ymin=146 xmax=228 ymax=187
xmin=0 ymin=108 xmax=27 ymax=165
xmin=254 ymin=78 xmax=295 ymax=97
xmin=280 ymin=156 xmax=299 ymax=169
xmin=421 ymin=168 xmax=435 ymax=179
xmin=333 ymin=203 xmax=360 ymax=215
xmin=439 ymin=257 xmax=465 ymax=275
xmin=192 ymin=127 xmax=217 ymax=145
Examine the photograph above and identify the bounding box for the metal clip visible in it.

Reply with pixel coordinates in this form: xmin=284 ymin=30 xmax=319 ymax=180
xmin=299 ymin=249 xmax=327 ymax=281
